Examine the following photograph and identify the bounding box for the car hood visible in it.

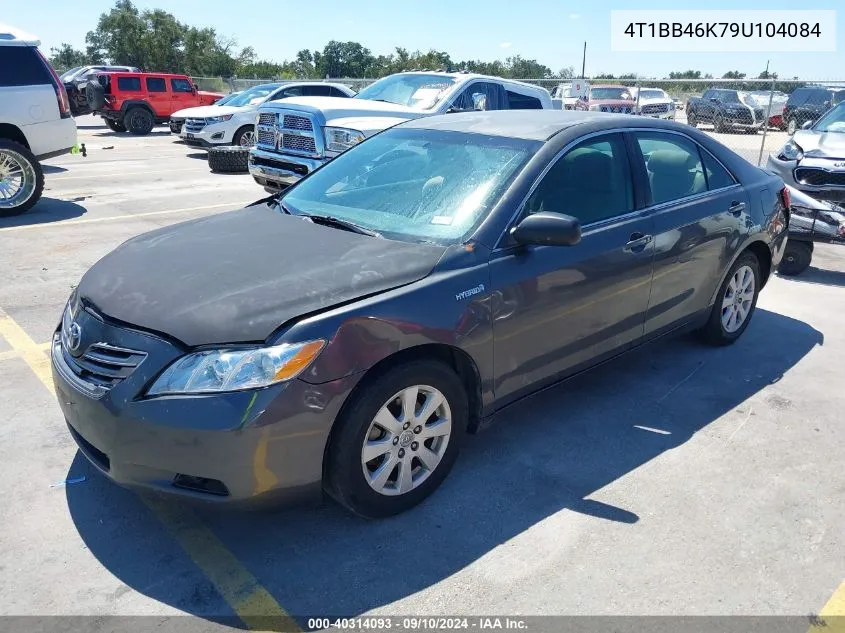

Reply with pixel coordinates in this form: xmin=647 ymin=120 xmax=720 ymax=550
xmin=174 ymin=104 xmax=246 ymax=119
xmin=262 ymin=96 xmax=428 ymax=123
xmin=76 ymin=204 xmax=447 ymax=346
xmin=794 ymin=131 xmax=845 ymax=159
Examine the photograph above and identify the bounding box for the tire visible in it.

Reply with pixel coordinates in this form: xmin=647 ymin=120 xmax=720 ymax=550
xmin=325 ymin=359 xmax=468 ymax=518
xmin=125 ymin=107 xmax=155 ymax=136
xmin=85 ymin=81 xmax=105 ymax=111
xmin=207 ymin=145 xmax=250 ymax=173
xmin=232 ymin=125 xmax=256 ymax=148
xmin=105 ymin=119 xmax=127 ymax=133
xmin=777 ymin=241 xmax=812 ymax=276
xmin=0 ymin=140 xmax=44 ymax=217
xmin=787 ymin=118 xmax=798 ymax=136
xmin=713 ymin=114 xmax=726 ymax=133
xmin=697 ymin=251 xmax=761 ymax=346
xmin=687 ymin=112 xmax=697 ymax=127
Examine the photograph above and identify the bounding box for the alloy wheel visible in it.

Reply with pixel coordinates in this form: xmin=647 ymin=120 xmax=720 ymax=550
xmin=721 ymin=265 xmax=755 ymax=333
xmin=238 ymin=130 xmax=256 ymax=147
xmin=361 ymin=384 xmax=452 ymax=496
xmin=0 ymin=149 xmax=36 ymax=210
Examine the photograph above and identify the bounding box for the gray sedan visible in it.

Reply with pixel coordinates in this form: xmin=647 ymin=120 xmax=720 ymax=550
xmin=53 ymin=111 xmax=788 ymax=517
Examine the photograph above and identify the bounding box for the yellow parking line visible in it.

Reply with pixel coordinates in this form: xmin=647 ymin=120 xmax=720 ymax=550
xmin=810 ymin=579 xmax=845 ymax=632
xmin=0 ymin=305 xmax=297 ymax=631
xmin=0 ymin=202 xmax=238 ymax=233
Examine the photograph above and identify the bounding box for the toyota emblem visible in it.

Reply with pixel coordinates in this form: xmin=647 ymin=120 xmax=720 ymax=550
xmin=67 ymin=322 xmax=82 ymax=352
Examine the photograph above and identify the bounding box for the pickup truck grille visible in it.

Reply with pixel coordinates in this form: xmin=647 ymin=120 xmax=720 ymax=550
xmin=641 ymin=103 xmax=669 ymax=114
xmin=795 ymin=168 xmax=845 ymax=187
xmin=184 ymin=118 xmax=206 ymax=133
xmin=598 ymin=105 xmax=633 ymax=114
xmin=255 ymin=108 xmax=321 ymax=157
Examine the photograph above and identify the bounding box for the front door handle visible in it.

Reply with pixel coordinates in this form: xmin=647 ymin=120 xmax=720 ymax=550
xmin=728 ymin=201 xmax=746 ymax=216
xmin=625 ymin=232 xmax=653 ymax=253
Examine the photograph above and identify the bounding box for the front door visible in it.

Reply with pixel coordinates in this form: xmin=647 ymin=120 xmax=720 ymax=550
xmin=489 ymin=132 xmax=655 ymax=405
xmin=170 ymin=77 xmax=195 ymax=111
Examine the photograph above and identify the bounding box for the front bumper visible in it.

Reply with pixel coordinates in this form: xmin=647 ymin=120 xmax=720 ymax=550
xmin=179 ymin=122 xmax=232 ymax=148
xmin=51 ymin=307 xmax=358 ymax=505
xmin=249 ymin=147 xmax=328 ymax=189
xmin=766 ymin=155 xmax=845 ymax=203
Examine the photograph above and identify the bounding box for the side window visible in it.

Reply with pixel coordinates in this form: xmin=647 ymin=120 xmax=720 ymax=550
xmin=635 ymin=133 xmax=707 ymax=205
xmin=525 ymin=134 xmax=633 ymax=225
xmin=702 ymin=90 xmax=713 ymax=100
xmin=507 ymin=90 xmax=543 ymax=110
xmin=700 ymin=150 xmax=736 ymax=190
xmin=452 ymin=82 xmax=507 ymax=112
xmin=281 ymin=86 xmax=304 ymax=98
xmin=170 ymin=78 xmax=193 ymax=93
xmin=0 ymin=46 xmax=51 ymax=87
xmin=146 ymin=77 xmax=166 ymax=92
xmin=117 ymin=76 xmax=141 ymax=92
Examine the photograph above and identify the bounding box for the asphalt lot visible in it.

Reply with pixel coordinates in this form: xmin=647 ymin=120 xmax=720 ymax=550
xmin=0 ymin=114 xmax=843 ymax=631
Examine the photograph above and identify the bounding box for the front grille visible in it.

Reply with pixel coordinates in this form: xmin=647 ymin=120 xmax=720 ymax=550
xmin=282 ymin=134 xmax=316 ymax=153
xmin=257 ymin=128 xmax=275 ymax=147
xmin=258 ymin=112 xmax=276 ymax=126
xmin=185 ymin=118 xmax=206 ymax=133
xmin=641 ymin=104 xmax=668 ymax=114
xmin=60 ymin=341 xmax=147 ymax=393
xmin=795 ymin=168 xmax=845 ymax=187
xmin=728 ymin=108 xmax=754 ymax=124
xmin=283 ymin=114 xmax=312 ymax=131
xmin=600 ymin=105 xmax=633 ymax=114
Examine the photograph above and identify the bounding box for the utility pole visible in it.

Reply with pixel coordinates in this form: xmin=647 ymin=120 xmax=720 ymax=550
xmin=581 ymin=42 xmax=587 ymax=78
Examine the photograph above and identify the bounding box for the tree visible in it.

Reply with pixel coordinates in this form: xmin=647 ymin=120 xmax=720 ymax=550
xmin=722 ymin=71 xmax=746 ymax=79
xmin=49 ymin=44 xmax=89 ymax=72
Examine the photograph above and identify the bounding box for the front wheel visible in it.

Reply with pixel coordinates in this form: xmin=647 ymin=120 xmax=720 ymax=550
xmin=713 ymin=114 xmax=726 ymax=133
xmin=325 ymin=359 xmax=468 ymax=517
xmin=0 ymin=140 xmax=44 ymax=217
xmin=687 ymin=112 xmax=697 ymax=127
xmin=233 ymin=125 xmax=256 ymax=147
xmin=697 ymin=251 xmax=761 ymax=346
xmin=778 ymin=241 xmax=812 ymax=276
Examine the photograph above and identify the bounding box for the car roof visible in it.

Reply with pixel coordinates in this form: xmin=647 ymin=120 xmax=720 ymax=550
xmin=0 ymin=23 xmax=39 ymax=46
xmin=389 ymin=71 xmax=547 ymax=93
xmin=398 ymin=110 xmax=642 ymax=141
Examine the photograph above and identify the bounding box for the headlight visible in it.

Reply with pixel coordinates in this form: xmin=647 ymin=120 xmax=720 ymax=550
xmin=206 ymin=114 xmax=234 ymax=123
xmin=324 ymin=127 xmax=364 ymax=152
xmin=147 ymin=339 xmax=325 ymax=395
xmin=778 ymin=140 xmax=804 ymax=161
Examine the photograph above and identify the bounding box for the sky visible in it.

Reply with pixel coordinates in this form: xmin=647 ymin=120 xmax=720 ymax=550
xmin=3 ymin=0 xmax=844 ymax=79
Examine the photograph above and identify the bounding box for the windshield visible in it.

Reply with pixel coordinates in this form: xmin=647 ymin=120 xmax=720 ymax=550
xmin=590 ymin=87 xmax=633 ymax=101
xmin=215 ymin=93 xmax=240 ymax=106
xmin=281 ymin=128 xmax=538 ymax=244
xmin=639 ymin=90 xmax=666 ymax=100
xmin=226 ymin=85 xmax=280 ymax=107
xmin=812 ymin=103 xmax=845 ymax=132
xmin=60 ymin=66 xmax=84 ymax=81
xmin=355 ymin=74 xmax=457 ymax=109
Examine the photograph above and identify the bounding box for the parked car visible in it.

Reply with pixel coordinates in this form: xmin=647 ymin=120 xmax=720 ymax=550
xmin=0 ymin=23 xmax=77 ymax=216
xmin=550 ymin=82 xmax=589 ymax=110
xmin=767 ymin=102 xmax=845 ymax=203
xmin=630 ymin=87 xmax=675 ymax=119
xmin=747 ymin=90 xmax=788 ymax=129
xmin=673 ymin=98 xmax=684 ymax=111
xmin=777 ymin=185 xmax=845 ymax=275
xmin=180 ymin=82 xmax=355 ymax=149
xmin=686 ymin=88 xmax=766 ymax=133
xmin=85 ymin=71 xmax=224 ymax=135
xmin=586 ymin=85 xmax=636 ymax=114
xmin=169 ymin=91 xmax=241 ymax=134
xmin=61 ymin=65 xmax=140 ymax=116
xmin=782 ymin=85 xmax=845 ymax=135
xmin=249 ymin=71 xmax=553 ymax=190
xmin=54 ymin=110 xmax=788 ymax=516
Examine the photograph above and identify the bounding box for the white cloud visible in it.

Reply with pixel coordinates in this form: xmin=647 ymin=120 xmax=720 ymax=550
xmin=569 ymin=13 xmax=581 ymax=19
xmin=499 ymin=42 xmax=512 ymax=49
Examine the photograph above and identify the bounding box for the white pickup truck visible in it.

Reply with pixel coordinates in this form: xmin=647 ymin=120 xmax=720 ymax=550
xmin=248 ymin=71 xmax=553 ymax=190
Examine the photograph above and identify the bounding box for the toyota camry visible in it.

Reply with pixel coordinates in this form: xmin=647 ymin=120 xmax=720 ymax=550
xmin=53 ymin=110 xmax=789 ymax=517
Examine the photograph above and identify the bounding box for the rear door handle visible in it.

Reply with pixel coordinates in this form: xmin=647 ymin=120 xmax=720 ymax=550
xmin=728 ymin=201 xmax=746 ymax=216
xmin=625 ymin=232 xmax=653 ymax=253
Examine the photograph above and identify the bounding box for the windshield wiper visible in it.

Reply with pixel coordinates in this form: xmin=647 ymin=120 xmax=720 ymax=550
xmin=301 ymin=214 xmax=383 ymax=238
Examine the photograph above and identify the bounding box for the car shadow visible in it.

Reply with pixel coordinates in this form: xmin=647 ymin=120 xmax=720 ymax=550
xmin=781 ymin=267 xmax=845 ymax=288
xmin=41 ymin=165 xmax=69 ymax=175
xmin=65 ymin=308 xmax=822 ymax=627
xmin=0 ymin=198 xmax=86 ymax=228
xmin=93 ymin=130 xmax=173 ymax=138
xmin=186 ymin=152 xmax=209 ymax=160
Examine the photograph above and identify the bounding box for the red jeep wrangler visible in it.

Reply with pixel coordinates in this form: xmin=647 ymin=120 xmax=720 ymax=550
xmin=85 ymin=71 xmax=224 ymax=135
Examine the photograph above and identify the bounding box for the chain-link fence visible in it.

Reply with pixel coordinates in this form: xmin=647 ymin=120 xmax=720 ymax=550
xmin=191 ymin=75 xmax=845 ymax=168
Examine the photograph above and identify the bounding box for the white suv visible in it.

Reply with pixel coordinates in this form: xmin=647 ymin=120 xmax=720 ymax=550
xmin=0 ymin=24 xmax=77 ymax=216
xmin=178 ymin=82 xmax=355 ymax=149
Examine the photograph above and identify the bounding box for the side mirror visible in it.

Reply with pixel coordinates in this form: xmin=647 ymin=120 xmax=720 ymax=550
xmin=472 ymin=93 xmax=487 ymax=111
xmin=510 ymin=212 xmax=581 ymax=247
xmin=801 ymin=120 xmax=814 ymax=130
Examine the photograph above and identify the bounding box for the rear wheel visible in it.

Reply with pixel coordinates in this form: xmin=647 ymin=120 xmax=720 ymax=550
xmin=0 ymin=140 xmax=44 ymax=217
xmin=207 ymin=145 xmax=249 ymax=173
xmin=125 ymin=107 xmax=155 ymax=135
xmin=105 ymin=119 xmax=127 ymax=133
xmin=325 ymin=359 xmax=468 ymax=518
xmin=697 ymin=251 xmax=760 ymax=346
xmin=777 ymin=241 xmax=812 ymax=276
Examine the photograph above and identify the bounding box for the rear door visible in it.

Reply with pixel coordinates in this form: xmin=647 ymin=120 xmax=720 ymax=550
xmin=144 ymin=76 xmax=168 ymax=116
xmin=629 ymin=130 xmax=749 ymax=338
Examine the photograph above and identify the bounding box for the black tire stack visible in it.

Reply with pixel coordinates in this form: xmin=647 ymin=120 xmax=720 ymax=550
xmin=207 ymin=146 xmax=250 ymax=173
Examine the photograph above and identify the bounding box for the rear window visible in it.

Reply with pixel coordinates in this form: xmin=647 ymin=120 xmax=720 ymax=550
xmin=507 ymin=90 xmax=543 ymax=109
xmin=0 ymin=46 xmax=52 ymax=87
xmin=146 ymin=77 xmax=166 ymax=92
xmin=117 ymin=76 xmax=141 ymax=92
xmin=804 ymin=89 xmax=833 ymax=105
